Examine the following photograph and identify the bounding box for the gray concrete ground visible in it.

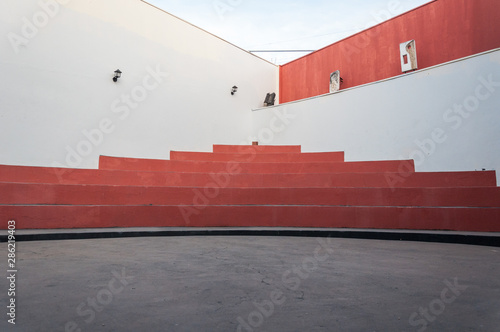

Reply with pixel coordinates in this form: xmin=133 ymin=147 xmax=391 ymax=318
xmin=1 ymin=236 xmax=499 ymax=332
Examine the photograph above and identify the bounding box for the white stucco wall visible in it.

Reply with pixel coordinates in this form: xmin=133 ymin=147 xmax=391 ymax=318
xmin=0 ymin=0 xmax=278 ymax=169
xmin=252 ymin=49 xmax=500 ymax=185
xmin=1 ymin=0 xmax=498 ymax=185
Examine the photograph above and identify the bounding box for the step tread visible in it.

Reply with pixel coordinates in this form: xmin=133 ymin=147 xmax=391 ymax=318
xmin=2 ymin=183 xmax=500 ymax=207
xmin=0 ymin=165 xmax=496 ymax=187
xmin=213 ymin=144 xmax=301 ymax=153
xmin=2 ymin=205 xmax=499 ymax=232
xmin=170 ymin=151 xmax=345 ymax=162
xmin=98 ymin=156 xmax=415 ymax=173
xmin=2 ymin=142 xmax=498 ymax=233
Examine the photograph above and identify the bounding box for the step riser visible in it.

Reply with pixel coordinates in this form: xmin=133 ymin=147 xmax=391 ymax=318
xmin=2 ymin=205 xmax=499 ymax=232
xmin=213 ymin=145 xmax=301 ymax=153
xmin=3 ymin=138 xmax=498 ymax=233
xmin=170 ymin=151 xmax=344 ymax=162
xmin=0 ymin=165 xmax=496 ymax=187
xmin=99 ymin=157 xmax=415 ymax=173
xmin=2 ymin=183 xmax=500 ymax=207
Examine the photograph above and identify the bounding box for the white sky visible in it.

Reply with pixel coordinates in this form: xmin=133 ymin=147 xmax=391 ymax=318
xmin=146 ymin=0 xmax=433 ymax=65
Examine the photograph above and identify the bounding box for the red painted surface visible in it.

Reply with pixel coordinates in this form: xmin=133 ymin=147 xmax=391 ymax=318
xmin=2 ymin=183 xmax=499 ymax=207
xmin=0 ymin=164 xmax=495 ymax=187
xmin=0 ymin=165 xmax=496 ymax=188
xmin=99 ymin=156 xmax=414 ymax=173
xmin=279 ymin=0 xmax=500 ymax=103
xmin=1 ymin=145 xmax=499 ymax=231
xmin=170 ymin=151 xmax=344 ymax=162
xmin=2 ymin=205 xmax=499 ymax=232
xmin=213 ymin=144 xmax=301 ymax=153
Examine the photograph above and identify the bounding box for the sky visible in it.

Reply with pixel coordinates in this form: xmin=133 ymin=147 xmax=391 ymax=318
xmin=146 ymin=0 xmax=434 ymax=65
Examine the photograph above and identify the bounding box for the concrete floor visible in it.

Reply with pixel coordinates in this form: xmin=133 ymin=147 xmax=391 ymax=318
xmin=1 ymin=236 xmax=499 ymax=332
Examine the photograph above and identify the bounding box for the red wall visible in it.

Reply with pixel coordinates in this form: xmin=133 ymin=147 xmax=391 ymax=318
xmin=279 ymin=0 xmax=500 ymax=103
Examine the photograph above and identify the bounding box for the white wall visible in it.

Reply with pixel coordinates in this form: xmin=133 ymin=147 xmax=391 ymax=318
xmin=2 ymin=0 xmax=498 ymax=186
xmin=252 ymin=49 xmax=500 ymax=185
xmin=0 ymin=0 xmax=278 ymax=169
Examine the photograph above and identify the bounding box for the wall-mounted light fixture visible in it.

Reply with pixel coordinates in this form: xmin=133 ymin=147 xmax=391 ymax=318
xmin=113 ymin=69 xmax=122 ymax=82
xmin=231 ymin=86 xmax=238 ymax=95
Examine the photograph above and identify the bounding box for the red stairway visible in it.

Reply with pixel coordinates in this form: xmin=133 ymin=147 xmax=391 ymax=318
xmin=1 ymin=144 xmax=499 ymax=231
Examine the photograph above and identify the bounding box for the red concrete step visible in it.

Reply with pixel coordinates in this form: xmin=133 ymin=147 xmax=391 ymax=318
xmin=213 ymin=144 xmax=301 ymax=153
xmin=2 ymin=183 xmax=499 ymax=207
xmin=170 ymin=151 xmax=345 ymax=163
xmin=2 ymin=205 xmax=499 ymax=232
xmin=0 ymin=165 xmax=496 ymax=188
xmin=98 ymin=156 xmax=415 ymax=173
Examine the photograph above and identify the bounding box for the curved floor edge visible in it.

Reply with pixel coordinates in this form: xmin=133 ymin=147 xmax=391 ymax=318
xmin=1 ymin=227 xmax=500 ymax=247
